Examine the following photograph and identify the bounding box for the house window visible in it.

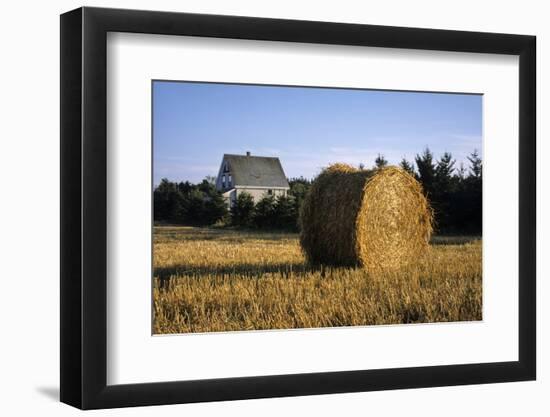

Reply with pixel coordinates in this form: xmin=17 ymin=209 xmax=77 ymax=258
xmin=222 ymin=175 xmax=226 ymax=188
xmin=268 ymin=189 xmax=273 ymax=195
xmin=223 ymin=162 xmax=229 ymax=172
xmin=228 ymin=174 xmax=232 ymax=187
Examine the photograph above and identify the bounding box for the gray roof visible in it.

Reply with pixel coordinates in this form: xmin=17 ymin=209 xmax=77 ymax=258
xmin=222 ymin=154 xmax=289 ymax=188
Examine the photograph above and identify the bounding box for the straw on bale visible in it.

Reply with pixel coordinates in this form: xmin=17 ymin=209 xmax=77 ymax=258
xmin=299 ymin=164 xmax=433 ymax=270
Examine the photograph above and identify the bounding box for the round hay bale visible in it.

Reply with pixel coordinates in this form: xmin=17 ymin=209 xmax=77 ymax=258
xmin=299 ymin=164 xmax=433 ymax=270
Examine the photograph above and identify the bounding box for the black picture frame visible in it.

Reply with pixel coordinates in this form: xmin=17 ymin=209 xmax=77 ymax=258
xmin=60 ymin=6 xmax=536 ymax=410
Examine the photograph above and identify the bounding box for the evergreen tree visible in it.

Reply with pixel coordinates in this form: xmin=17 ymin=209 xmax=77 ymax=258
xmin=288 ymin=177 xmax=311 ymax=206
xmin=434 ymin=152 xmax=456 ymax=232
xmin=468 ymin=149 xmax=482 ymax=178
xmin=274 ymin=195 xmax=298 ymax=230
xmin=464 ymin=150 xmax=483 ymax=234
xmin=154 ymin=177 xmax=227 ymax=226
xmin=435 ymin=152 xmax=456 ymax=183
xmin=253 ymin=194 xmax=277 ymax=228
xmin=177 ymin=180 xmax=194 ymax=195
xmin=202 ymin=191 xmax=228 ymax=225
xmin=288 ymin=177 xmax=312 ymax=226
xmin=153 ymin=178 xmax=184 ymax=222
xmin=231 ymin=192 xmax=254 ymax=227
xmin=181 ymin=189 xmax=206 ymax=225
xmin=448 ymin=165 xmax=469 ymax=234
xmin=197 ymin=178 xmax=216 ymax=195
xmin=374 ymin=153 xmax=388 ymax=169
xmin=415 ymin=148 xmax=436 ymax=198
xmin=399 ymin=158 xmax=415 ymax=175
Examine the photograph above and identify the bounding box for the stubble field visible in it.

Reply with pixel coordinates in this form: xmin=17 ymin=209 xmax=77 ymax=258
xmin=153 ymin=226 xmax=482 ymax=334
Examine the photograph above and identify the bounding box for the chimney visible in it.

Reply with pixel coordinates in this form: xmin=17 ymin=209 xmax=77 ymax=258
xmin=246 ymin=151 xmax=251 ymax=156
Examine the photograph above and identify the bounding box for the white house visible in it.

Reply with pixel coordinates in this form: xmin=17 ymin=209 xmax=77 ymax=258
xmin=215 ymin=152 xmax=290 ymax=207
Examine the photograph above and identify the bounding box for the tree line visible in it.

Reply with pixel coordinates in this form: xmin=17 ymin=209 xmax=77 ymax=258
xmin=153 ymin=176 xmax=311 ymax=230
xmin=154 ymin=148 xmax=482 ymax=235
xmin=397 ymin=148 xmax=482 ymax=235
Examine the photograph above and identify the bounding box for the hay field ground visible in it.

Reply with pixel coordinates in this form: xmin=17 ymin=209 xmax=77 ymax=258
xmin=153 ymin=226 xmax=482 ymax=334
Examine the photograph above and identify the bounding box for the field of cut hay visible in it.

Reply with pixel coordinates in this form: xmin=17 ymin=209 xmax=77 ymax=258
xmin=153 ymin=226 xmax=482 ymax=334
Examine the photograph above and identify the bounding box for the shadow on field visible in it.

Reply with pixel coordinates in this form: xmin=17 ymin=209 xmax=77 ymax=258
xmin=430 ymin=236 xmax=481 ymax=246
xmin=154 ymin=262 xmax=343 ymax=288
xmin=154 ymin=227 xmax=298 ymax=243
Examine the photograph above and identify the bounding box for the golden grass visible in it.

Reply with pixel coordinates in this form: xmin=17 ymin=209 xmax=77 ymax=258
xmin=153 ymin=226 xmax=482 ymax=334
xmin=153 ymin=227 xmax=482 ymax=334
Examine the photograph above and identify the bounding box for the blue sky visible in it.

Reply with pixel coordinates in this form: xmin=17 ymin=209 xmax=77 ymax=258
xmin=153 ymin=81 xmax=482 ymax=185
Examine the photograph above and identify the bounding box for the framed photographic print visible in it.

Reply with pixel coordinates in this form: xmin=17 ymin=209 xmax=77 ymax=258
xmin=60 ymin=6 xmax=536 ymax=409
